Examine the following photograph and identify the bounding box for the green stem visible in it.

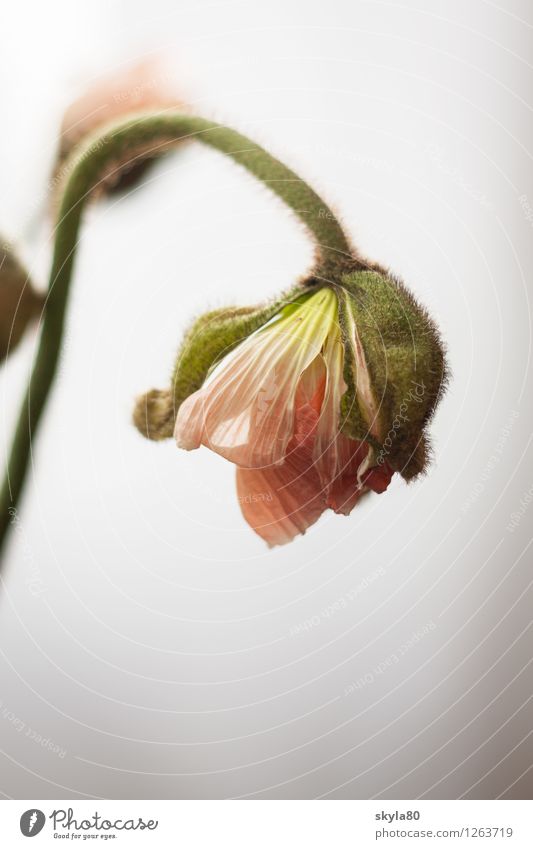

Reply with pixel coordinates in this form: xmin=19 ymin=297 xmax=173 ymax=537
xmin=0 ymin=112 xmax=352 ymax=559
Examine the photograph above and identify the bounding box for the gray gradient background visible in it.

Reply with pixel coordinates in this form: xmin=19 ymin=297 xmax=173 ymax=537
xmin=0 ymin=0 xmax=532 ymax=799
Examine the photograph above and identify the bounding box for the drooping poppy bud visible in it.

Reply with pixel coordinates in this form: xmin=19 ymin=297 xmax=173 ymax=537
xmin=0 ymin=240 xmax=43 ymax=363
xmin=134 ymin=269 xmax=446 ymax=546
xmin=54 ymin=59 xmax=185 ymax=195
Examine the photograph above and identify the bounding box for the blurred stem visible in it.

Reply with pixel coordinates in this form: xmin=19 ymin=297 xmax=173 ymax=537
xmin=0 ymin=112 xmax=352 ymax=559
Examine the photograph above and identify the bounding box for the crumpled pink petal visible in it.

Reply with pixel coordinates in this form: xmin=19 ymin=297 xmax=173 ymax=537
xmin=175 ymin=299 xmax=334 ymax=469
xmin=236 ymin=369 xmax=327 ymax=546
xmin=326 ymin=434 xmax=394 ymax=516
xmin=236 ymin=368 xmax=394 ymax=546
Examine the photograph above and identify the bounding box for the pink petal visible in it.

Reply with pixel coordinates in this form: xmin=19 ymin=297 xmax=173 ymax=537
xmin=236 ymin=447 xmax=327 ymax=547
xmin=235 ymin=371 xmax=394 ymax=545
xmin=236 ymin=374 xmax=327 ymax=546
xmin=292 ymin=357 xmax=326 ymax=447
xmin=175 ymin=295 xmax=334 ymax=469
xmin=362 ymin=460 xmax=395 ymax=494
xmin=326 ymin=434 xmax=368 ymax=515
xmin=326 ymin=435 xmax=394 ymax=516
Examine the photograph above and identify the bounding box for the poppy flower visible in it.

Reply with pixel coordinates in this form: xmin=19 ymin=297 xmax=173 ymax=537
xmin=134 ymin=269 xmax=446 ymax=546
xmin=173 ymin=287 xmax=392 ymax=545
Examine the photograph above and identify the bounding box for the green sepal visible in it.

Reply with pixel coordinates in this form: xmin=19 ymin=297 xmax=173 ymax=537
xmin=337 ymin=270 xmax=448 ymax=479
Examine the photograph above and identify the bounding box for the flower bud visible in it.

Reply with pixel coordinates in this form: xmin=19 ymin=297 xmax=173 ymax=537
xmin=0 ymin=241 xmax=43 ymax=363
xmin=54 ymin=59 xmax=185 ymax=195
xmin=134 ymin=271 xmax=447 ymax=545
xmin=132 ymin=389 xmax=175 ymax=442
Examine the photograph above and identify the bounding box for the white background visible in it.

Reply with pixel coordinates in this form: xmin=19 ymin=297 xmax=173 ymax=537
xmin=0 ymin=0 xmax=531 ymax=799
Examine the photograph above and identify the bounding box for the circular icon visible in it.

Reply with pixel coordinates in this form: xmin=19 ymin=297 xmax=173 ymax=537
xmin=20 ymin=809 xmax=46 ymax=837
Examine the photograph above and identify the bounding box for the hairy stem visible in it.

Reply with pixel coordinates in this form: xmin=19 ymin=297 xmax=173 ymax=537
xmin=0 ymin=112 xmax=351 ymax=558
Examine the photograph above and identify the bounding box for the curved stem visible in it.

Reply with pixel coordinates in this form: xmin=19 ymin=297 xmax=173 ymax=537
xmin=0 ymin=112 xmax=352 ymax=558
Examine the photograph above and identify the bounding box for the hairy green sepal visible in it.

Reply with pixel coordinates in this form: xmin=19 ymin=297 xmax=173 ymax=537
xmin=337 ymin=270 xmax=447 ymax=479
